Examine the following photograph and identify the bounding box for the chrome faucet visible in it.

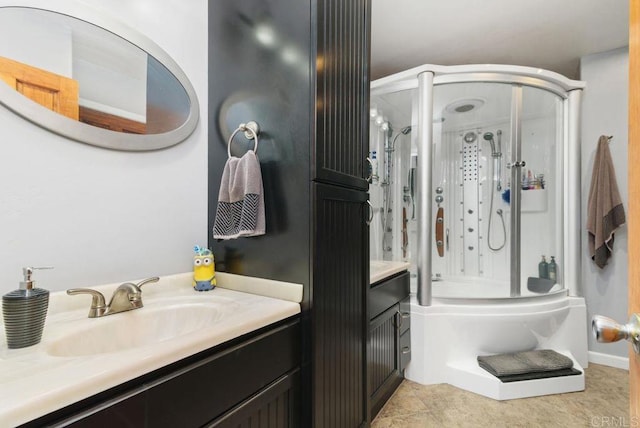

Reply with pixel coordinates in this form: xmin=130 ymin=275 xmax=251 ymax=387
xmin=67 ymin=277 xmax=159 ymax=318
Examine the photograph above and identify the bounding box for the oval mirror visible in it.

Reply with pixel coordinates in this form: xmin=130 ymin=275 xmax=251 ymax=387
xmin=0 ymin=2 xmax=199 ymax=151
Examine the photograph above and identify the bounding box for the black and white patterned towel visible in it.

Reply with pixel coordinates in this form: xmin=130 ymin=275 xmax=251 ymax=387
xmin=213 ymin=150 xmax=265 ymax=240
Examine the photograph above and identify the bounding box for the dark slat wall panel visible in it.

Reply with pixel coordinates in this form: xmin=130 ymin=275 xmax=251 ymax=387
xmin=315 ymin=0 xmax=370 ymax=190
xmin=313 ymin=184 xmax=368 ymax=427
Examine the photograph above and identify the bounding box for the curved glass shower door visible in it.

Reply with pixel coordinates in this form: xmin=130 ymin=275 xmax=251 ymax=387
xmin=430 ymin=82 xmax=513 ymax=298
xmin=369 ymin=88 xmax=416 ymax=268
xmin=519 ymin=86 xmax=564 ymax=294
xmin=430 ymin=81 xmax=565 ymax=299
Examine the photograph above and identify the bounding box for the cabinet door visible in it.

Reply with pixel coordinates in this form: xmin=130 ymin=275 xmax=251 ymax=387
xmin=207 ymin=370 xmax=299 ymax=428
xmin=313 ymin=183 xmax=369 ymax=427
xmin=146 ymin=321 xmax=300 ymax=428
xmin=369 ymin=304 xmax=403 ymax=418
xmin=314 ymin=0 xmax=371 ymax=190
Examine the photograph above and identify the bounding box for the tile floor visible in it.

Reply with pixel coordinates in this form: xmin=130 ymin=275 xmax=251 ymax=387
xmin=372 ymin=364 xmax=629 ymax=427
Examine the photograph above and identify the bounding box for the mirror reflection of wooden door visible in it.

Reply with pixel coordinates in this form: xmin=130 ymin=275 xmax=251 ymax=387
xmin=0 ymin=56 xmax=78 ymax=120
xmin=630 ymin=0 xmax=639 ymax=418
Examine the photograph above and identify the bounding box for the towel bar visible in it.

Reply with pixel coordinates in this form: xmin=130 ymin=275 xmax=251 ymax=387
xmin=227 ymin=121 xmax=260 ymax=158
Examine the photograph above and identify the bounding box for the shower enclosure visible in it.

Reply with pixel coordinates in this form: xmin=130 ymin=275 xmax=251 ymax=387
xmin=370 ymin=65 xmax=584 ymax=304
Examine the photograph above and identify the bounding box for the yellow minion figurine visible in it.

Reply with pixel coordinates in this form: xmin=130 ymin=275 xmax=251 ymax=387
xmin=192 ymin=246 xmax=216 ymax=291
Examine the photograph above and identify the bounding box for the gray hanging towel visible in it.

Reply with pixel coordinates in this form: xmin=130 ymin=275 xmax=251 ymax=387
xmin=587 ymin=136 xmax=625 ymax=268
xmin=213 ymin=150 xmax=265 ymax=240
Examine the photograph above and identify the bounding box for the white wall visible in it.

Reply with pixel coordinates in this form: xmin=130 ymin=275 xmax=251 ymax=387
xmin=0 ymin=9 xmax=73 ymax=77
xmin=580 ymin=47 xmax=629 ymax=359
xmin=0 ymin=0 xmax=208 ymax=294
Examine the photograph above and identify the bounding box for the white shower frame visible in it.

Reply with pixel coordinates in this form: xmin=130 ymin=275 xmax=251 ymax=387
xmin=371 ymin=64 xmax=585 ymax=306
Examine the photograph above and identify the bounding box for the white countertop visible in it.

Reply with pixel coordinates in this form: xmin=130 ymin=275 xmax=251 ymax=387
xmin=0 ymin=272 xmax=302 ymax=427
xmin=370 ymin=260 xmax=411 ymax=285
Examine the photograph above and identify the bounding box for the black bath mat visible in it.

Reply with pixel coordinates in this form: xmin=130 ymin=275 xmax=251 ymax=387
xmin=478 ymin=349 xmax=581 ymax=382
xmin=494 ymin=367 xmax=582 ymax=383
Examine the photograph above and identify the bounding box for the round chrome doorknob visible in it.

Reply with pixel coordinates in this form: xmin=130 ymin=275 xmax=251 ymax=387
xmin=592 ymin=314 xmax=640 ymax=354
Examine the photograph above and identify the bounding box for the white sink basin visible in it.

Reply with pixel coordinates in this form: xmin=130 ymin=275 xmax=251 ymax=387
xmin=46 ymin=303 xmax=226 ymax=357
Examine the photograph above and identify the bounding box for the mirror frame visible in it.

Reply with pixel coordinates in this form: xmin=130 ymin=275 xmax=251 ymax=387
xmin=0 ymin=0 xmax=199 ymax=151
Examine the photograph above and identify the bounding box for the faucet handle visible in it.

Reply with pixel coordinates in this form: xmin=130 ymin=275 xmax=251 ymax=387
xmin=67 ymin=288 xmax=107 ymax=318
xmin=135 ymin=277 xmax=159 ymax=289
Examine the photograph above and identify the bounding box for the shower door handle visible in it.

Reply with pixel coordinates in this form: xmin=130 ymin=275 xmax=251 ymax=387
xmin=366 ymin=200 xmax=374 ymax=226
xmin=402 ymin=207 xmax=408 ymax=259
xmin=592 ymin=314 xmax=640 ymax=354
xmin=506 ymin=161 xmax=526 ymax=169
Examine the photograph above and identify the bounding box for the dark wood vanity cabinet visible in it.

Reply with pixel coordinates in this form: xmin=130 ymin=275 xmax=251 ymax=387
xmin=368 ymin=272 xmax=411 ymax=419
xmin=22 ymin=318 xmax=300 ymax=428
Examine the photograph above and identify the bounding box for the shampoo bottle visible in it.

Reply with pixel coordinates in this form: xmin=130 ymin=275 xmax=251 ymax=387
xmin=548 ymin=256 xmax=558 ymax=282
xmin=538 ymin=256 xmax=549 ymax=279
xmin=2 ymin=267 xmax=51 ymax=349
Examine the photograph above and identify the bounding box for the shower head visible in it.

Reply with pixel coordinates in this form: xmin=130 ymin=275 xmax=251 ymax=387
xmin=390 ymin=126 xmax=412 ymax=149
xmin=393 ymin=125 xmax=411 ymax=149
xmin=483 ymin=132 xmax=494 ymax=141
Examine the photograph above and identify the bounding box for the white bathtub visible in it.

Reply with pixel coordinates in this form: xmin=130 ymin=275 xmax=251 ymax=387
xmin=406 ymin=282 xmax=588 ymax=400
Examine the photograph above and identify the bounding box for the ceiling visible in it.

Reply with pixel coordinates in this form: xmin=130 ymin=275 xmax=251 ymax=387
xmin=371 ymin=0 xmax=629 ymax=81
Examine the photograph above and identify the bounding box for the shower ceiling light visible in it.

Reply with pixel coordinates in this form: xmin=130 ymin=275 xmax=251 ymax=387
xmin=445 ymin=98 xmax=485 ymax=114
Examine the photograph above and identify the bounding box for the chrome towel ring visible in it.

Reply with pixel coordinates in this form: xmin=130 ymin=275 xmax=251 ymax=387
xmin=227 ymin=121 xmax=260 ymax=158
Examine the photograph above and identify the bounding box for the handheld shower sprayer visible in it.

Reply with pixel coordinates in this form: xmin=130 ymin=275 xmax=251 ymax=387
xmin=495 ymin=130 xmax=503 ymax=191
xmin=485 ymin=129 xmax=506 ymax=252
xmin=483 ymin=132 xmax=502 ymax=158
xmin=482 ymin=130 xmax=503 ymax=191
xmin=483 ymin=132 xmax=496 ymax=156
